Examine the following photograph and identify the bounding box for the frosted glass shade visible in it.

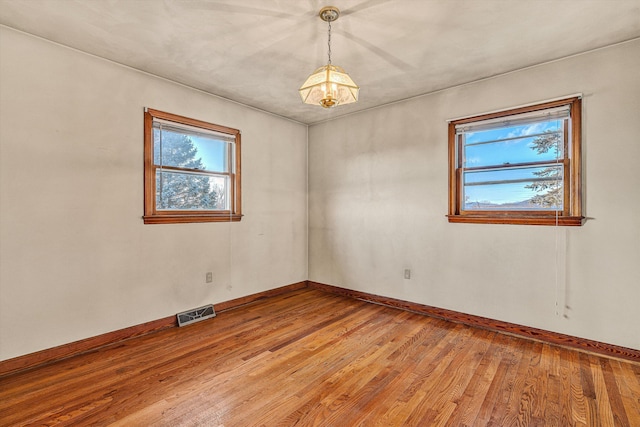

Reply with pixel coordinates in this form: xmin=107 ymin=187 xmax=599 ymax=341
xmin=299 ymin=64 xmax=359 ymax=108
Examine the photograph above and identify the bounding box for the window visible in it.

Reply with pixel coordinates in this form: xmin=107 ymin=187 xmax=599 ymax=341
xmin=448 ymin=97 xmax=583 ymax=226
xmin=143 ymin=109 xmax=241 ymax=224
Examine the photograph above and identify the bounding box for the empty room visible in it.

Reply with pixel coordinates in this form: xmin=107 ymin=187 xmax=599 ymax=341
xmin=1 ymin=0 xmax=639 ymax=425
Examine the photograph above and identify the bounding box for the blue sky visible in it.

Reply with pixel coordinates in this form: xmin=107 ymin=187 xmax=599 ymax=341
xmin=191 ymin=136 xmax=228 ymax=172
xmin=462 ymin=119 xmax=563 ymax=206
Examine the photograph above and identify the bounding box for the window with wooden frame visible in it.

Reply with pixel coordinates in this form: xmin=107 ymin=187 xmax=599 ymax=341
xmin=143 ymin=108 xmax=242 ymax=224
xmin=448 ymin=97 xmax=583 ymax=226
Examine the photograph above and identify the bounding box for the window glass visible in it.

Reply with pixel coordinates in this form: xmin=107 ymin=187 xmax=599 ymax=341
xmin=153 ymin=127 xmax=229 ymax=172
xmin=464 ymin=124 xmax=563 ymax=168
xmin=156 ymin=172 xmax=228 ymax=211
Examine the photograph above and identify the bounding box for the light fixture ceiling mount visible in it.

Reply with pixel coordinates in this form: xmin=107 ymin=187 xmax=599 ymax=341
xmin=319 ymin=6 xmax=340 ymax=22
xmin=299 ymin=6 xmax=359 ymax=109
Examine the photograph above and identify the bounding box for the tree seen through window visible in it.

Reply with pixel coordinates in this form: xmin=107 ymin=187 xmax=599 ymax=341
xmin=154 ymin=129 xmax=226 ymax=211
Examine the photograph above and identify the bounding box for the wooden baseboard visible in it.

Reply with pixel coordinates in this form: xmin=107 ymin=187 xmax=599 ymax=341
xmin=0 ymin=315 xmax=177 ymax=378
xmin=214 ymin=281 xmax=308 ymax=312
xmin=4 ymin=279 xmax=636 ymax=377
xmin=0 ymin=281 xmax=308 ymax=377
xmin=307 ymin=281 xmax=640 ymax=363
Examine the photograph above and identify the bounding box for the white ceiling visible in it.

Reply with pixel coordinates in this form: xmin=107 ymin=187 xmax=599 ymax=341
xmin=1 ymin=0 xmax=639 ymax=124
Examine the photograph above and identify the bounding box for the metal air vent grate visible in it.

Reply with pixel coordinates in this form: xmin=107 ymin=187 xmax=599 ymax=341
xmin=176 ymin=304 xmax=216 ymax=327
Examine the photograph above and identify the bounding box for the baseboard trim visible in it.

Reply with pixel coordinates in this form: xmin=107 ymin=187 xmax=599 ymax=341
xmin=307 ymin=281 xmax=640 ymax=363
xmin=4 ymin=279 xmax=636 ymax=377
xmin=0 ymin=315 xmax=177 ymax=378
xmin=214 ymin=281 xmax=308 ymax=312
xmin=0 ymin=281 xmax=308 ymax=377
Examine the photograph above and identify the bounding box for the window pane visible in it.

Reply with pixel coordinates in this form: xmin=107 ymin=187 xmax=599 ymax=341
xmin=465 ymin=119 xmax=563 ymax=145
xmin=156 ymin=171 xmax=228 ymax=210
xmin=464 ymin=131 xmax=562 ymax=168
xmin=463 ymin=119 xmax=564 ymax=168
xmin=154 ymin=128 xmax=228 ymax=172
xmin=463 ymin=165 xmax=563 ymax=210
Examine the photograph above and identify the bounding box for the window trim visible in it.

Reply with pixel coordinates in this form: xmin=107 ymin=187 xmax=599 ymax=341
xmin=143 ymin=108 xmax=242 ymax=224
xmin=447 ymin=97 xmax=584 ymax=226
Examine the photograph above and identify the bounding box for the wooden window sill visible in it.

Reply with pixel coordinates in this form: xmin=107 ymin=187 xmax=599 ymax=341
xmin=143 ymin=214 xmax=243 ymax=224
xmin=447 ymin=215 xmax=585 ymax=226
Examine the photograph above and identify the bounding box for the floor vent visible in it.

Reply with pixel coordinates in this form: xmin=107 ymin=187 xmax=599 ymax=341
xmin=176 ymin=304 xmax=216 ymax=327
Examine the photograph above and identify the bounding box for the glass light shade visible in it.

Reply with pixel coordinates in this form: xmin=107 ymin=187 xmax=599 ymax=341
xmin=299 ymin=64 xmax=359 ymax=108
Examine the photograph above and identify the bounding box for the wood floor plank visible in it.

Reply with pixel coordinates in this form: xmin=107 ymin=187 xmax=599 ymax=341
xmin=487 ymin=339 xmax=534 ymax=426
xmin=414 ymin=329 xmax=492 ymax=425
xmin=239 ymin=310 xmax=408 ymax=426
xmin=509 ymin=341 xmax=544 ymax=426
xmin=1 ymin=288 xmax=639 ymax=427
xmin=445 ymin=332 xmax=505 ymax=426
xmin=392 ymin=324 xmax=472 ymax=423
xmin=557 ymin=347 xmax=574 ymax=427
xmin=610 ymin=360 xmax=640 ymax=425
xmin=533 ymin=344 xmax=554 ymax=425
xmin=541 ymin=345 xmax=563 ymax=427
xmin=284 ymin=321 xmax=408 ymax=424
xmin=358 ymin=320 xmax=459 ymax=425
xmin=590 ymin=356 xmax=617 ymax=427
xmin=569 ymin=349 xmax=590 ymax=426
xmin=579 ymin=352 xmax=599 ymax=426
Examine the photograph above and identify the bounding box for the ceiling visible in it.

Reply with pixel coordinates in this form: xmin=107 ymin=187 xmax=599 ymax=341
xmin=1 ymin=0 xmax=639 ymax=125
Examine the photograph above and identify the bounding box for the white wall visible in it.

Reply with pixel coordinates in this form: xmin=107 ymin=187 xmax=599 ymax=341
xmin=309 ymin=40 xmax=640 ymax=350
xmin=0 ymin=27 xmax=308 ymax=361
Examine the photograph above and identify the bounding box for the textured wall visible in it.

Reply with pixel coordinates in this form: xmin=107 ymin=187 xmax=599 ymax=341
xmin=308 ymin=40 xmax=640 ymax=350
xmin=0 ymin=27 xmax=308 ymax=361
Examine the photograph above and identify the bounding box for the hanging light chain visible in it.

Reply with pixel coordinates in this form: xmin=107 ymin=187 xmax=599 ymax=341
xmin=327 ymin=19 xmax=332 ymax=65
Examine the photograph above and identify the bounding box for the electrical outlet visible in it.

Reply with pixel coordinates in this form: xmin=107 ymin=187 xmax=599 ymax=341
xmin=206 ymin=272 xmax=213 ymax=283
xmin=404 ymin=269 xmax=411 ymax=279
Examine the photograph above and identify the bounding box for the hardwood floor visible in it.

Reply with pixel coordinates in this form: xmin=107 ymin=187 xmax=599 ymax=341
xmin=1 ymin=289 xmax=639 ymax=426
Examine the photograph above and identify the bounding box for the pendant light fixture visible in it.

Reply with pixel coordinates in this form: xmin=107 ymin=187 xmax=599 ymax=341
xmin=299 ymin=6 xmax=359 ymax=108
